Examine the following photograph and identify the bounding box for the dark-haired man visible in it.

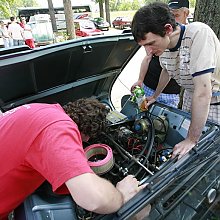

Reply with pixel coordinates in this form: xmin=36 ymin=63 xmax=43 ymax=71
xmin=131 ymin=0 xmax=189 ymax=108
xmin=131 ymin=2 xmax=220 ymax=159
xmin=0 ymin=98 xmax=146 ymax=219
xmin=8 ymin=16 xmax=24 ymax=46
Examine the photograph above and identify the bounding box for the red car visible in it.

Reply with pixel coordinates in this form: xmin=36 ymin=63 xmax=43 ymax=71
xmin=112 ymin=16 xmax=132 ymax=29
xmin=74 ymin=19 xmax=104 ymax=37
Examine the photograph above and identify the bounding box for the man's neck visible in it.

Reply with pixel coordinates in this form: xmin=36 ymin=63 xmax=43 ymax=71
xmin=167 ymin=25 xmax=181 ymax=49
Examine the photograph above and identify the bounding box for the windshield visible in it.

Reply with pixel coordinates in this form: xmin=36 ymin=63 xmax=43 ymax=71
xmin=78 ymin=20 xmax=95 ymax=29
xmin=94 ymin=17 xmax=104 ymax=22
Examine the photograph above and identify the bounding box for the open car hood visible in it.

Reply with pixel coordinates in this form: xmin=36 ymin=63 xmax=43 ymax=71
xmin=0 ymin=33 xmax=138 ymax=112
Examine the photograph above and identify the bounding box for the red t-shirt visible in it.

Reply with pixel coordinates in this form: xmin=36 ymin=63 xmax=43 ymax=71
xmin=0 ymin=103 xmax=93 ymax=219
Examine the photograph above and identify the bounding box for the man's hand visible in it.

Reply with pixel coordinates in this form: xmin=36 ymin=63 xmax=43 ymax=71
xmin=172 ymin=138 xmax=196 ymax=159
xmin=145 ymin=96 xmax=156 ymax=109
xmin=116 ymin=175 xmax=147 ymax=204
xmin=131 ymin=80 xmax=143 ymax=92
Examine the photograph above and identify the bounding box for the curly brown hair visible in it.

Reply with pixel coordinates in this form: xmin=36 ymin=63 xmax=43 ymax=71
xmin=62 ymin=98 xmax=109 ymax=138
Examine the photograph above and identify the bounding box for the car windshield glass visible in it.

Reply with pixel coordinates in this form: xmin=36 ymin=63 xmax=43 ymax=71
xmin=95 ymin=17 xmax=104 ymax=22
xmin=79 ymin=20 xmax=95 ymax=29
xmin=122 ymin=17 xmax=129 ymax=21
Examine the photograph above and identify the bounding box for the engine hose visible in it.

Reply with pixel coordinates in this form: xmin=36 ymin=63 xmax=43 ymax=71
xmin=127 ymin=114 xmax=155 ymax=177
xmin=102 ymin=132 xmax=129 ymax=160
xmin=102 ymin=130 xmax=154 ymax=176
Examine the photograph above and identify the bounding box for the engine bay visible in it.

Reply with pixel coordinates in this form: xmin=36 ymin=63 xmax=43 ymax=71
xmin=14 ymin=103 xmax=219 ymax=220
xmin=76 ymin=103 xmax=212 ymax=219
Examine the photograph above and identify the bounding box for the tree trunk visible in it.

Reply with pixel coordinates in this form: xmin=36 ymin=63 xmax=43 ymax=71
xmin=63 ymin=0 xmax=75 ymax=39
xmin=105 ymin=0 xmax=111 ymax=26
xmin=194 ymin=0 xmax=220 ymax=39
xmin=99 ymin=0 xmax=104 ymax=18
xmin=47 ymin=0 xmax=57 ymax=32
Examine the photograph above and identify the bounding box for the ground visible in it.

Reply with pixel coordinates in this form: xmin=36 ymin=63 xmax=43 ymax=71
xmin=111 ymin=47 xmax=145 ymax=111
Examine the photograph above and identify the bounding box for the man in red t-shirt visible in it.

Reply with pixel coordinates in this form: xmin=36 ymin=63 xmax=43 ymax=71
xmin=0 ymin=98 xmax=146 ymax=219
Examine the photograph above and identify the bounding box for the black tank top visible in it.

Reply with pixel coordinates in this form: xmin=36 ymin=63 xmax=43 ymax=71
xmin=144 ymin=56 xmax=180 ymax=94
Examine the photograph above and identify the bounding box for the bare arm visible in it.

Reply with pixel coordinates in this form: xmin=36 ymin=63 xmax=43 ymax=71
xmin=66 ymin=173 xmax=145 ymax=214
xmin=188 ymin=73 xmax=211 ymax=141
xmin=153 ymin=68 xmax=170 ymax=97
xmin=172 ymin=73 xmax=212 ymax=159
xmin=146 ymin=68 xmax=170 ymax=107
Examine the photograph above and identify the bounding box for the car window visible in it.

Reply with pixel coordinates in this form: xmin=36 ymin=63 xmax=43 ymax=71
xmin=79 ymin=20 xmax=95 ymax=29
xmin=95 ymin=17 xmax=104 ymax=22
xmin=122 ymin=17 xmax=129 ymax=21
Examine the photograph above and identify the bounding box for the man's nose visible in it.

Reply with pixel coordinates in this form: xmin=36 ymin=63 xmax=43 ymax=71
xmin=144 ymin=46 xmax=153 ymax=56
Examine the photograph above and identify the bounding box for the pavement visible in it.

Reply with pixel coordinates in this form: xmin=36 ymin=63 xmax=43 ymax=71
xmin=111 ymin=46 xmax=145 ymax=111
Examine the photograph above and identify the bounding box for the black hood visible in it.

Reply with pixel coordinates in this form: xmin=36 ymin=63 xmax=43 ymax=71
xmin=0 ymin=33 xmax=139 ymax=112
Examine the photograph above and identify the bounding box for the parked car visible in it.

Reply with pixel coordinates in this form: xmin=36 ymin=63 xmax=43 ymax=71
xmin=90 ymin=17 xmax=110 ymax=31
xmin=112 ymin=16 xmax=132 ymax=29
xmin=1 ymin=33 xmax=220 ymax=220
xmin=28 ymin=14 xmax=55 ymax=46
xmin=74 ymin=19 xmax=104 ymax=37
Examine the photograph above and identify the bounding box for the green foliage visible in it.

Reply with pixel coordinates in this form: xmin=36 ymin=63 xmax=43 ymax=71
xmin=109 ymin=0 xmax=145 ymax=11
xmin=0 ymin=0 xmax=14 ymax=18
xmin=144 ymin=0 xmax=168 ymax=3
xmin=143 ymin=0 xmax=196 ymax=7
xmin=189 ymin=0 xmax=196 ymax=8
xmin=0 ymin=0 xmax=38 ymax=19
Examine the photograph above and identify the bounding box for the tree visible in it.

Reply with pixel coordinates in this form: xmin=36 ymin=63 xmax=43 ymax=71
xmin=105 ymin=0 xmax=111 ymax=25
xmin=95 ymin=0 xmax=104 ymax=18
xmin=47 ymin=0 xmax=58 ymax=32
xmin=63 ymin=0 xmax=75 ymax=39
xmin=0 ymin=0 xmax=38 ymax=18
xmin=194 ymin=0 xmax=220 ymax=39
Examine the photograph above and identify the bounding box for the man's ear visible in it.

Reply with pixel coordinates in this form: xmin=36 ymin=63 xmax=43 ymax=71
xmin=185 ymin=8 xmax=190 ymax=17
xmin=164 ymin=24 xmax=173 ymax=35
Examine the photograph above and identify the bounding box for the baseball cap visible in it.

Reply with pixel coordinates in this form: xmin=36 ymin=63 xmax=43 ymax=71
xmin=168 ymin=0 xmax=189 ymax=9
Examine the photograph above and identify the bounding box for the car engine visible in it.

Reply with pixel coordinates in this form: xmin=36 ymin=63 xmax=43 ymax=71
xmin=14 ymin=103 xmax=219 ymax=220
xmin=75 ymin=103 xmax=194 ymax=219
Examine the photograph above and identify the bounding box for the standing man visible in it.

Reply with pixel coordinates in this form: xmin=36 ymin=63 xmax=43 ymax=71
xmin=8 ymin=16 xmax=24 ymax=46
xmin=131 ymin=0 xmax=190 ymax=108
xmin=20 ymin=17 xmax=35 ymax=48
xmin=0 ymin=21 xmax=12 ymax=48
xmin=131 ymin=2 xmax=220 ymax=159
xmin=0 ymin=98 xmax=146 ymax=219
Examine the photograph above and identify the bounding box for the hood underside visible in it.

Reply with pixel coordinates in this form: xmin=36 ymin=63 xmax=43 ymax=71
xmin=0 ymin=33 xmax=139 ymax=112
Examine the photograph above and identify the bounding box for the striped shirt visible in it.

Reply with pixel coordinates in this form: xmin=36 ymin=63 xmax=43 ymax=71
xmin=160 ymin=22 xmax=220 ymax=96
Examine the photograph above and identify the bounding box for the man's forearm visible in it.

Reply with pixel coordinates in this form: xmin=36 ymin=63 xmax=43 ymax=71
xmin=138 ymin=54 xmax=152 ymax=82
xmin=66 ymin=173 xmax=124 ymax=214
xmin=187 ymin=93 xmax=211 ymax=143
xmin=91 ymin=178 xmax=124 ymax=214
xmin=153 ymin=69 xmax=170 ymax=98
